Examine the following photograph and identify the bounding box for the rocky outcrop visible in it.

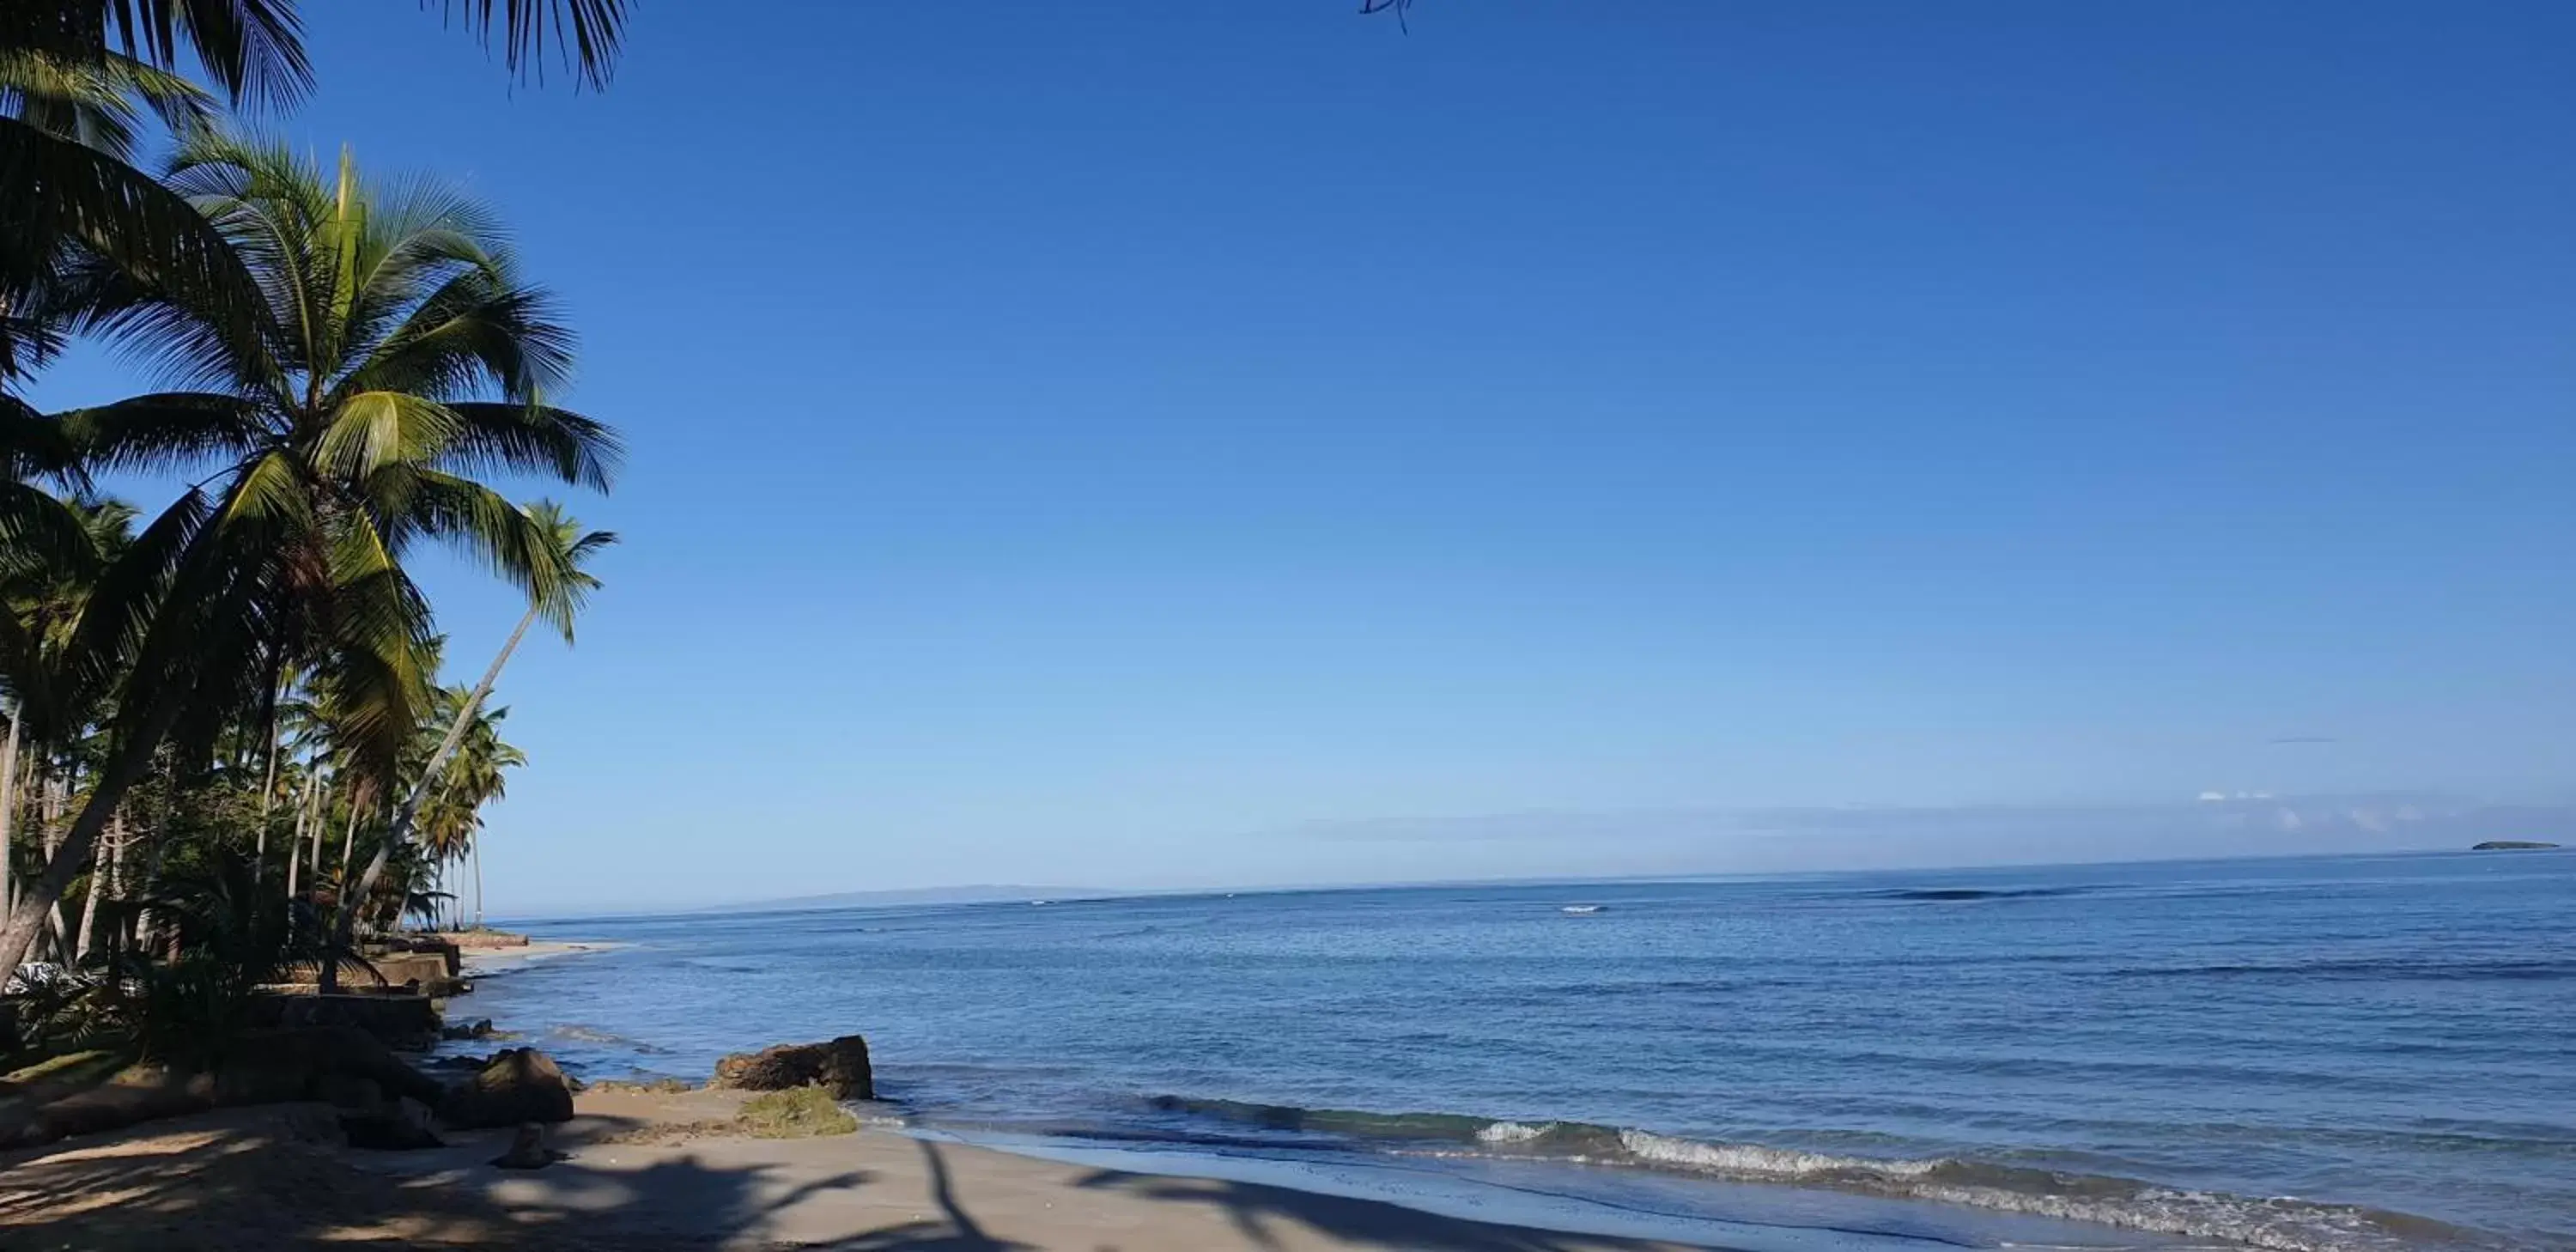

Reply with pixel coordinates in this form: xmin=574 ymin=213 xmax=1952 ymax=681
xmin=440 ymin=1018 xmax=495 ymax=1041
xmin=2471 ymin=840 xmax=2561 ymax=850
xmin=439 ymin=1048 xmax=575 ymax=1128
xmin=710 ymin=1035 xmax=873 ymax=1100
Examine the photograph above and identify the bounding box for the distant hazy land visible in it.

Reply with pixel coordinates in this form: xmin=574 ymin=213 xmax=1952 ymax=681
xmin=712 ymin=884 xmax=1120 ymax=912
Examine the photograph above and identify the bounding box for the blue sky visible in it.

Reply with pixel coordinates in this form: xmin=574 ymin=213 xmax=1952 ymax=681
xmin=32 ymin=3 xmax=2576 ymax=910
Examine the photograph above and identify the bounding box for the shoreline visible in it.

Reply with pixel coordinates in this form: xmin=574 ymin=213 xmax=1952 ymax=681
xmin=455 ymin=939 xmax=621 ymax=979
xmin=420 ymin=942 xmax=2200 ymax=1252
xmin=0 ymin=1087 xmax=1724 ymax=1251
xmin=416 ymin=936 xmax=2493 ymax=1252
xmin=2 ymin=927 xmax=2508 ymax=1251
xmin=407 ymin=938 xmax=1749 ymax=1248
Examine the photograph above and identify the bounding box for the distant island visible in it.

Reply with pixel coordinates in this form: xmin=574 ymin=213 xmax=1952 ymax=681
xmin=2471 ymin=841 xmax=2561 ymax=851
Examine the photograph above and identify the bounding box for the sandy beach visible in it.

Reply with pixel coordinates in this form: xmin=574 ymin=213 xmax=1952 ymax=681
xmin=457 ymin=940 xmax=620 ymax=978
xmin=0 ymin=1083 xmax=1704 ymax=1251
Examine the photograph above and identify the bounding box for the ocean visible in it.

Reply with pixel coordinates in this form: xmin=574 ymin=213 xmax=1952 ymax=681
xmin=461 ymin=850 xmax=2575 ymax=1252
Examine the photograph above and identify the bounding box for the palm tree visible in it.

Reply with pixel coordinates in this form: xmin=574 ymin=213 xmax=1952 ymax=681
xmin=343 ymin=501 xmax=607 ymax=958
xmin=3 ymin=0 xmax=629 ymax=512
xmin=0 ymin=133 xmax=617 ymax=979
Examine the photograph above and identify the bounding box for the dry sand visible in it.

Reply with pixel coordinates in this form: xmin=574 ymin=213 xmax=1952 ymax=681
xmin=0 ymin=1084 xmax=1709 ymax=1251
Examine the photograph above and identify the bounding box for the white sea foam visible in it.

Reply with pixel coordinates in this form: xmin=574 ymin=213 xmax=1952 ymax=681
xmin=1616 ymin=1128 xmax=1942 ymax=1178
xmin=1476 ymin=1120 xmax=1552 ymax=1143
xmin=1599 ymin=1128 xmax=2447 ymax=1252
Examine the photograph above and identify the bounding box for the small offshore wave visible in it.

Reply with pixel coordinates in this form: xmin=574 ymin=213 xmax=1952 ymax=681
xmin=544 ymin=1024 xmax=671 ymax=1054
xmin=1146 ymin=1096 xmax=2498 ymax=1252
xmin=1865 ymin=886 xmax=2092 ymax=903
xmin=2107 ymin=957 xmax=2576 ymax=982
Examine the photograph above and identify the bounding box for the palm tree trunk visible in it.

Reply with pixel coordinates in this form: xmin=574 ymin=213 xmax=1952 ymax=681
xmin=72 ymin=853 xmax=101 ymax=963
xmin=0 ymin=700 xmax=183 ymax=979
xmin=253 ymin=690 xmax=279 ymax=884
xmin=74 ymin=812 xmax=119 ymax=963
xmin=310 ymin=778 xmax=326 ymax=875
xmin=131 ymin=816 xmax=160 ymax=953
xmin=472 ymin=832 xmax=484 ymax=930
xmin=38 ymin=770 xmax=64 ymax=960
xmin=286 ymin=765 xmax=318 ymax=895
xmin=0 ymin=702 xmax=19 ymax=916
xmin=333 ymin=605 xmax=536 ymax=988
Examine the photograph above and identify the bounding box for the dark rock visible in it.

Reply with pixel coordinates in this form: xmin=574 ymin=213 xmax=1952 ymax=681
xmin=710 ymin=1035 xmax=872 ymax=1100
xmin=343 ymin=1098 xmax=444 ymax=1151
xmin=2471 ymin=840 xmax=2561 ymax=851
xmin=489 ymin=1121 xmax=562 ymax=1170
xmin=440 ymin=1018 xmax=495 ymax=1042
xmin=220 ymin=1025 xmax=447 ymax=1107
xmin=311 ymin=1073 xmax=386 ymax=1112
xmin=440 ymin=1048 xmax=575 ymax=1128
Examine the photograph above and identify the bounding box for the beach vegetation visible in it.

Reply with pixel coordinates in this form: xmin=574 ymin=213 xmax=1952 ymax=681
xmin=737 ymin=1086 xmax=861 ymax=1139
xmin=0 ymin=2 xmax=623 ymax=1052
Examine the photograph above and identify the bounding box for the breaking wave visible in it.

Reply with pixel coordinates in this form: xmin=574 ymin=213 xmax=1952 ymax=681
xmin=1144 ymin=1096 xmax=2502 ymax=1252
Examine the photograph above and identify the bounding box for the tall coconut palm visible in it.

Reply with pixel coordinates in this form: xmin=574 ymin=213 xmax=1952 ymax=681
xmin=342 ymin=501 xmax=606 ymax=961
xmin=0 ymin=132 xmax=617 ymax=979
xmin=416 ymin=690 xmax=523 ymax=929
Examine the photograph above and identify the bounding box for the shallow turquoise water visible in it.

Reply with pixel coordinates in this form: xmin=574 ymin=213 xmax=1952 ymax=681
xmin=471 ymin=851 xmax=2575 ymax=1251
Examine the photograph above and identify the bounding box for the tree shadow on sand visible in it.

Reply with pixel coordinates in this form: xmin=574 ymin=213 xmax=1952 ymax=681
xmin=1068 ymin=1163 xmax=1683 ymax=1252
xmin=0 ymin=1109 xmax=1692 ymax=1252
xmin=0 ymin=1105 xmax=887 ymax=1251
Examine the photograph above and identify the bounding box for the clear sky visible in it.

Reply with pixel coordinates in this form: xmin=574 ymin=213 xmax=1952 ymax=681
xmin=32 ymin=3 xmax=2576 ymax=911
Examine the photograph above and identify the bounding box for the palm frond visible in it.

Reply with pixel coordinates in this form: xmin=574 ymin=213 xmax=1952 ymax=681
xmin=0 ymin=116 xmax=263 ymax=367
xmin=428 ymin=0 xmax=627 ymax=91
xmin=55 ymin=391 xmax=270 ymax=473
xmin=0 ymin=48 xmax=216 ymax=160
xmin=315 ymin=390 xmax=458 ymax=482
xmin=434 ymin=400 xmax=617 ymax=490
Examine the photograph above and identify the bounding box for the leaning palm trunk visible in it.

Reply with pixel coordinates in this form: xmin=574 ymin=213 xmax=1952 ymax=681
xmin=0 ymin=702 xmax=18 ymax=915
xmin=310 ymin=780 xmax=326 ymax=875
xmin=337 ymin=802 xmax=361 ymax=879
xmin=330 ymin=606 xmax=537 ymax=989
xmin=72 ymin=845 xmax=103 ymax=963
xmin=73 ymin=813 xmax=123 ymax=963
